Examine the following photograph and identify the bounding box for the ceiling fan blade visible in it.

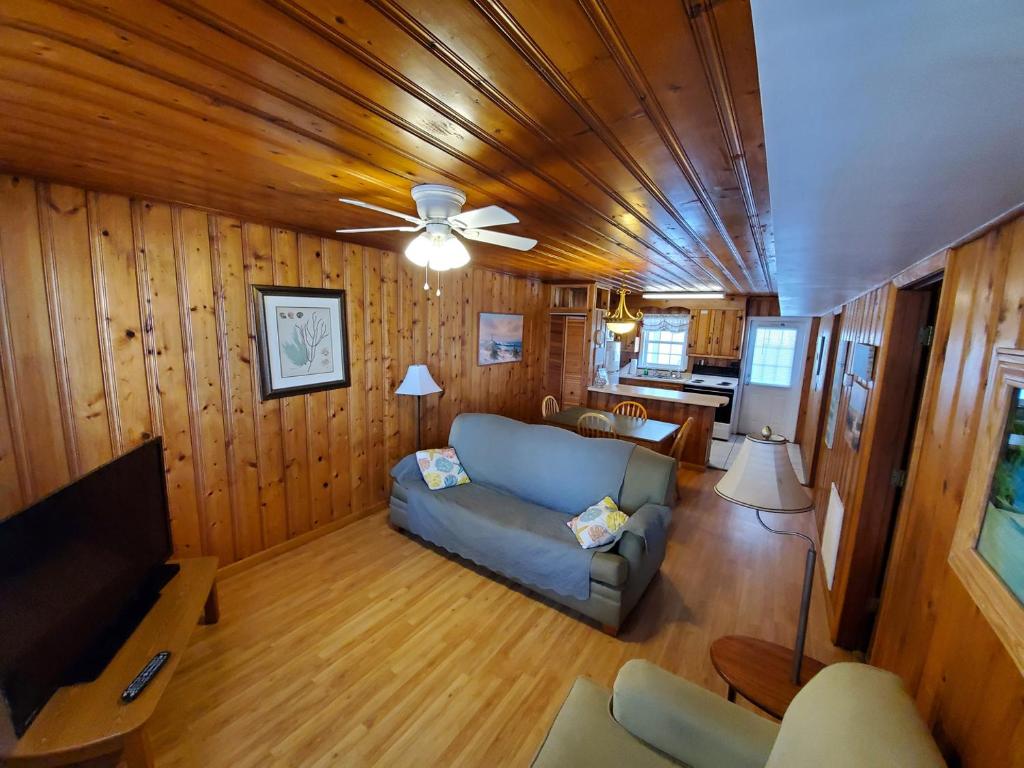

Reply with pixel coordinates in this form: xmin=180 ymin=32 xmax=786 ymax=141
xmin=449 ymin=205 xmax=519 ymax=230
xmin=338 ymin=198 xmax=423 ymax=226
xmin=458 ymin=228 xmax=537 ymax=251
xmin=335 ymin=224 xmax=423 ymax=234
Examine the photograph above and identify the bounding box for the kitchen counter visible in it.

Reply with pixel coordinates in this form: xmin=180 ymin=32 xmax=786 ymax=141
xmin=587 ymin=382 xmax=727 ymax=409
xmin=585 ymin=384 xmax=727 ymax=469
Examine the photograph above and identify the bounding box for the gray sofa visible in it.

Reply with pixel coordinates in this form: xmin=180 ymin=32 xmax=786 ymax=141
xmin=388 ymin=413 xmax=677 ymax=633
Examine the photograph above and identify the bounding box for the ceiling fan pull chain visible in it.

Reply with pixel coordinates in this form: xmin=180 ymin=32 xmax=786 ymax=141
xmin=436 ymin=270 xmax=441 ymax=297
xmin=423 ymin=264 xmax=430 ymax=291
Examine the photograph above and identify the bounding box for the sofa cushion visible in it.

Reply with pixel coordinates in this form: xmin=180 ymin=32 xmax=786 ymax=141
xmin=400 ymin=477 xmax=602 ymax=600
xmin=392 ymin=455 xmax=631 ymax=590
xmin=566 ymin=497 xmax=629 ymax=549
xmin=765 ymin=663 xmax=945 ymax=768
xmin=415 ymin=447 xmax=471 ymax=489
xmin=448 ymin=413 xmax=635 ymax=515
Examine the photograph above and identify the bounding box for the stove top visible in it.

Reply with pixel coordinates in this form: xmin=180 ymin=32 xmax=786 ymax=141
xmin=686 ymin=376 xmax=737 ymax=389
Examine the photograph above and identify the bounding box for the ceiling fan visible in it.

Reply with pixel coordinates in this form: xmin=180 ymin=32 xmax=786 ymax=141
xmin=336 ymin=185 xmax=537 ymax=292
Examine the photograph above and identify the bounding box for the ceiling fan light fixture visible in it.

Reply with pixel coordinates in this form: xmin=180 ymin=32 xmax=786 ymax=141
xmin=404 ymin=231 xmax=471 ymax=271
xmin=429 ymin=235 xmax=470 ymax=271
xmin=605 ymin=287 xmax=643 ymax=335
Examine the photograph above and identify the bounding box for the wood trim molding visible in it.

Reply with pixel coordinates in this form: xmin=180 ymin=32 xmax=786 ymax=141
xmin=578 ymin=0 xmax=757 ymax=289
xmin=27 ymin=1 xmax=661 ymax=290
xmin=360 ymin=0 xmax=712 ymax=288
xmin=892 ymin=248 xmax=949 ymax=288
xmin=468 ymin=0 xmax=744 ymax=290
xmin=165 ymin=0 xmax=708 ymax=290
xmin=685 ymin=0 xmax=773 ymax=291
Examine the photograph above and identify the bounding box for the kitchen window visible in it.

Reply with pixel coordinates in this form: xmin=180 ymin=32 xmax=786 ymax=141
xmin=749 ymin=325 xmax=799 ymax=387
xmin=638 ymin=314 xmax=689 ymax=371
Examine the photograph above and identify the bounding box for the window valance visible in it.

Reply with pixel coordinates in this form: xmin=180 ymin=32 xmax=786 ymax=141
xmin=642 ymin=312 xmax=690 ymax=333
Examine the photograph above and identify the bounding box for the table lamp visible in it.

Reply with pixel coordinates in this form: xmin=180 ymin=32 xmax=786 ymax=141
xmin=396 ymin=364 xmax=442 ymax=450
xmin=714 ymin=426 xmax=816 ymax=684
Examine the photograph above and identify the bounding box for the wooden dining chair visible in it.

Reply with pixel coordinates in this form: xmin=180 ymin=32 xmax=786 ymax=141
xmin=612 ymin=400 xmax=648 ymax=421
xmin=541 ymin=395 xmax=560 ymax=419
xmin=670 ymin=416 xmax=696 ymax=462
xmin=576 ymin=412 xmax=616 ymax=438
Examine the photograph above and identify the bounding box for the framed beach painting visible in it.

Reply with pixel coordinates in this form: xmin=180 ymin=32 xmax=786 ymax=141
xmin=845 ymin=379 xmax=868 ymax=451
xmin=824 ymin=339 xmax=849 ymax=449
xmin=253 ymin=285 xmax=350 ymax=399
xmin=478 ymin=312 xmax=524 ymax=366
xmin=951 ymin=348 xmax=1024 ymax=673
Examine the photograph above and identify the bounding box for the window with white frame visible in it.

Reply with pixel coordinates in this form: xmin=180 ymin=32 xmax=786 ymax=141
xmin=749 ymin=325 xmax=799 ymax=386
xmin=638 ymin=314 xmax=689 ymax=370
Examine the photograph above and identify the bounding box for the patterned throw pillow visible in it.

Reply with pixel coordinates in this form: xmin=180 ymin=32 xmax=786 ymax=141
xmin=566 ymin=496 xmax=629 ymax=549
xmin=416 ymin=447 xmax=471 ymax=490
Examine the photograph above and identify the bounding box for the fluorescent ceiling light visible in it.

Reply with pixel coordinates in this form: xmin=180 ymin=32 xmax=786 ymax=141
xmin=642 ymin=291 xmax=726 ymax=300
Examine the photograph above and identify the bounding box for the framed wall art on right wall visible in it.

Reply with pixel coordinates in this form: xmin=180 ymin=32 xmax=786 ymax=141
xmin=950 ymin=347 xmax=1024 ymax=673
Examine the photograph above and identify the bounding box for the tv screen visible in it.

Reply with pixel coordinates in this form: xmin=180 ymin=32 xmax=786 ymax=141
xmin=0 ymin=439 xmax=172 ymax=736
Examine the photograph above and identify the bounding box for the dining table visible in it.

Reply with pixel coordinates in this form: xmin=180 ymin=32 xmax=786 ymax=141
xmin=543 ymin=405 xmax=680 ymax=455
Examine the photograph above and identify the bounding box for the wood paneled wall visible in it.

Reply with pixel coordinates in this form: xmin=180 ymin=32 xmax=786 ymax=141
xmin=809 ymin=286 xmax=888 ymax=641
xmin=870 ymin=215 xmax=1024 ymax=767
xmin=808 ymin=282 xmax=931 ymax=649
xmin=745 ymin=294 xmax=780 ymax=317
xmin=0 ymin=174 xmax=545 ymax=566
xmin=804 ymin=215 xmax=1024 ymax=765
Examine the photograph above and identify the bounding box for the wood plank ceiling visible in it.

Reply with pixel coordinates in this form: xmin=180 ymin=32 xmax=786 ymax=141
xmin=0 ymin=0 xmax=775 ymax=293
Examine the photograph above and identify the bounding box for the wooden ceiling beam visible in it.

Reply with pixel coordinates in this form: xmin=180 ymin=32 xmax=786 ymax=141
xmin=0 ymin=0 xmax=776 ymax=293
xmin=467 ymin=0 xmax=747 ymax=291
xmin=51 ymin=0 xmax=716 ymax=288
xmin=577 ymin=0 xmax=761 ymax=290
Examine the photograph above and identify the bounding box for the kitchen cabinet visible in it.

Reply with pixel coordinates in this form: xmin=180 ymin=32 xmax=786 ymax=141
xmin=688 ymin=308 xmax=745 ymax=359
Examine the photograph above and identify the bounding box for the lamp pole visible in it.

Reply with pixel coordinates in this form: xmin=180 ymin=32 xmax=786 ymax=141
xmin=415 ymin=394 xmax=422 ymax=451
xmin=755 ymin=510 xmax=817 ymax=684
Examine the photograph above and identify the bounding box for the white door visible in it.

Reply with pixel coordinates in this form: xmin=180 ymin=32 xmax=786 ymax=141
xmin=737 ymin=317 xmax=812 ymax=440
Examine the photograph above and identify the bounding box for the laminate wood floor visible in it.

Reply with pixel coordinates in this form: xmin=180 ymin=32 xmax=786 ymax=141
xmin=150 ymin=468 xmax=853 ymax=767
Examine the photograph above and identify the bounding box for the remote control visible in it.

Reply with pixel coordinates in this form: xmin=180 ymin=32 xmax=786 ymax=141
xmin=120 ymin=651 xmax=171 ymax=703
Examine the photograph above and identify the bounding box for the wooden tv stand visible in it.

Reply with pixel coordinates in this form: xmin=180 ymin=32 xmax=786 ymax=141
xmin=0 ymin=557 xmax=218 ymax=767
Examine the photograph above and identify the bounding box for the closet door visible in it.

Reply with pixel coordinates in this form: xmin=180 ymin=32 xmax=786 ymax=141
xmin=545 ymin=315 xmax=566 ymax=398
xmin=561 ymin=316 xmax=587 ymax=407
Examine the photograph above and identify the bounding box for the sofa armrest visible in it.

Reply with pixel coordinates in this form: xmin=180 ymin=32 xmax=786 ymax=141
xmin=612 ymin=660 xmax=778 ymax=768
xmin=531 ymin=677 xmax=677 ymax=768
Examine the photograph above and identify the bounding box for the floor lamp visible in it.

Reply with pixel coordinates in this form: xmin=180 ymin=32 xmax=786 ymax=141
xmin=396 ymin=364 xmax=442 ymax=451
xmin=711 ymin=427 xmax=820 ymax=711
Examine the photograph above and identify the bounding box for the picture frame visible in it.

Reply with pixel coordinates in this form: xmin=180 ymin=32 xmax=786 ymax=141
xmin=845 ymin=379 xmax=869 ymax=451
xmin=252 ymin=285 xmax=351 ymax=400
xmin=824 ymin=339 xmax=849 ymax=449
xmin=478 ymin=312 xmax=524 ymax=366
xmin=850 ymin=342 xmax=877 ymax=384
xmin=950 ymin=347 xmax=1024 ymax=674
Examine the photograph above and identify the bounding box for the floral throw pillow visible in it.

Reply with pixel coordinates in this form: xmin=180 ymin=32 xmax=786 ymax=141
xmin=566 ymin=496 xmax=629 ymax=549
xmin=416 ymin=447 xmax=471 ymax=490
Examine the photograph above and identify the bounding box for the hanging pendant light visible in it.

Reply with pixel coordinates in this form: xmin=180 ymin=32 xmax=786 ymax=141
xmin=605 ymin=286 xmax=643 ymax=335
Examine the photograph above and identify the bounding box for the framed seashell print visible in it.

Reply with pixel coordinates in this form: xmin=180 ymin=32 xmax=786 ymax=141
xmin=252 ymin=285 xmax=351 ymax=399
xmin=950 ymin=347 xmax=1024 ymax=673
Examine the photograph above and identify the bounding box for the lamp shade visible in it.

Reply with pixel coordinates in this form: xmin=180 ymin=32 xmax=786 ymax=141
xmin=714 ymin=434 xmax=812 ymax=513
xmin=395 ymin=364 xmax=442 ymax=396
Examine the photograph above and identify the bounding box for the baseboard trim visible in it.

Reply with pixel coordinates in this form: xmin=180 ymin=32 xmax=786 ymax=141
xmin=217 ymin=502 xmax=388 ymax=581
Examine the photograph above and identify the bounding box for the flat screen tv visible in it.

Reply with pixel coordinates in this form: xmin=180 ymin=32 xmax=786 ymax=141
xmin=0 ymin=439 xmax=174 ymax=737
